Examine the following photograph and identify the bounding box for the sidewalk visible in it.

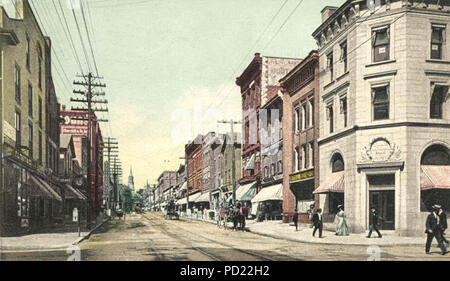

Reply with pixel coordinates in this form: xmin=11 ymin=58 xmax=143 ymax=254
xmin=0 ymin=218 xmax=110 ymax=252
xmin=245 ymin=220 xmax=428 ymax=246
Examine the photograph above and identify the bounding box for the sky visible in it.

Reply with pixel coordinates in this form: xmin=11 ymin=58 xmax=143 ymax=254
xmin=7 ymin=0 xmax=345 ymax=189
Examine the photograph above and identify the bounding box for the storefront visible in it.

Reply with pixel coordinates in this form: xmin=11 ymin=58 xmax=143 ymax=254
xmin=251 ymin=183 xmax=283 ymax=220
xmin=195 ymin=191 xmax=212 ymax=219
xmin=289 ymin=169 xmax=316 ymax=222
xmin=235 ymin=181 xmax=257 ymax=209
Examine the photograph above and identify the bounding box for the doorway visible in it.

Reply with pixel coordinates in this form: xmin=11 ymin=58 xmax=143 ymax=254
xmin=368 ymin=174 xmax=395 ymax=230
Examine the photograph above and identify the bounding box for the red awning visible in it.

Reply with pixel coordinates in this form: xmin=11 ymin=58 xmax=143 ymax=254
xmin=313 ymin=171 xmax=345 ymax=194
xmin=421 ymin=165 xmax=450 ymax=190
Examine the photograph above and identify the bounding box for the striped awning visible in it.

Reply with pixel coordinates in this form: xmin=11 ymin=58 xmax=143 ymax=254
xmin=251 ymin=184 xmax=283 ymax=203
xmin=421 ymin=165 xmax=450 ymax=190
xmin=195 ymin=192 xmax=210 ymax=203
xmin=30 ymin=175 xmax=63 ymax=201
xmin=65 ymin=184 xmax=87 ymax=200
xmin=313 ymin=171 xmax=345 ymax=194
xmin=236 ymin=181 xmax=257 ymax=201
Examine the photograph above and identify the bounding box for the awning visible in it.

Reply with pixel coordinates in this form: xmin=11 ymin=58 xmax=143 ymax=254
xmin=30 ymin=175 xmax=63 ymax=201
xmin=65 ymin=184 xmax=86 ymax=200
xmin=236 ymin=181 xmax=257 ymax=201
xmin=180 ymin=182 xmax=187 ymax=191
xmin=421 ymin=165 xmax=450 ymax=190
xmin=195 ymin=192 xmax=210 ymax=203
xmin=313 ymin=171 xmax=345 ymax=194
xmin=251 ymin=184 xmax=283 ymax=203
xmin=188 ymin=192 xmax=202 ymax=202
xmin=29 ymin=175 xmax=54 ymax=199
xmin=176 ymin=198 xmax=187 ymax=205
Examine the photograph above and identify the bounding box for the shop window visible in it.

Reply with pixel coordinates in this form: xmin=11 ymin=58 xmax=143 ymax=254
xmin=372 ymin=85 xmax=389 ymax=120
xmin=431 ymin=25 xmax=445 ymax=60
xmin=372 ymin=27 xmax=390 ymax=62
xmin=430 ymin=85 xmax=447 ymax=119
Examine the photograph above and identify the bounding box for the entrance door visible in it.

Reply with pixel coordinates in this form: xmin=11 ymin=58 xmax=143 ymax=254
xmin=369 ymin=190 xmax=395 ymax=230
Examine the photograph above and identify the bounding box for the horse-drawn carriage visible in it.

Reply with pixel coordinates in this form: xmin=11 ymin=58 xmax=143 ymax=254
xmin=164 ymin=199 xmax=179 ymax=220
xmin=217 ymin=202 xmax=249 ymax=231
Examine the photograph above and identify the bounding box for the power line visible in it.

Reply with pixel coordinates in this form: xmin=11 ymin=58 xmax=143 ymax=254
xmin=80 ymin=0 xmax=100 ymax=76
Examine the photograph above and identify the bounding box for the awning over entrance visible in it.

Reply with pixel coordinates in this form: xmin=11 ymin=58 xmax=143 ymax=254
xmin=195 ymin=192 xmax=210 ymax=203
xmin=65 ymin=184 xmax=86 ymax=200
xmin=30 ymin=175 xmax=63 ymax=201
xmin=188 ymin=192 xmax=202 ymax=202
xmin=176 ymin=198 xmax=187 ymax=205
xmin=313 ymin=171 xmax=345 ymax=194
xmin=236 ymin=181 xmax=257 ymax=201
xmin=421 ymin=165 xmax=450 ymax=190
xmin=251 ymin=184 xmax=283 ymax=203
xmin=29 ymin=175 xmax=54 ymax=199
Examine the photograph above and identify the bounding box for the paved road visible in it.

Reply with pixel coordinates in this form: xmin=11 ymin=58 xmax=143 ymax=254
xmin=1 ymin=212 xmax=449 ymax=261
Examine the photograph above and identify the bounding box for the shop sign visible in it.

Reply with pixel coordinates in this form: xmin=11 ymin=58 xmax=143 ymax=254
xmin=289 ymin=169 xmax=314 ymax=183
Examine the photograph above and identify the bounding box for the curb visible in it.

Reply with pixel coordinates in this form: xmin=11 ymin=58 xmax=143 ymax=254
xmin=72 ymin=217 xmax=112 ymax=246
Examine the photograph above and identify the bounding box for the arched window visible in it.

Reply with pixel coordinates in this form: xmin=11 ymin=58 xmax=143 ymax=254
xmin=331 ymin=153 xmax=344 ymax=173
xmin=421 ymin=144 xmax=450 ymax=212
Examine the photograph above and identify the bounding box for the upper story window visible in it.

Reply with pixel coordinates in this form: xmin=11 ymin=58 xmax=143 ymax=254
xmin=309 ymin=98 xmax=314 ymax=127
xmin=372 ymin=27 xmax=390 ymax=63
xmin=340 ymin=41 xmax=348 ymax=73
xmin=26 ymin=36 xmax=30 ymax=70
xmin=372 ymin=85 xmax=390 ymax=121
xmin=15 ymin=111 xmax=21 ymax=148
xmin=326 ymin=102 xmax=334 ymax=134
xmin=327 ymin=52 xmax=334 ymax=81
xmin=340 ymin=96 xmax=348 ymax=127
xmin=28 ymin=83 xmax=33 ymax=117
xmin=37 ymin=44 xmax=43 ymax=89
xmin=430 ymin=85 xmax=448 ymax=119
xmin=15 ymin=65 xmax=21 ymax=103
xmin=302 ymin=103 xmax=307 ymax=130
xmin=309 ymin=142 xmax=314 ymax=168
xmin=294 ymin=107 xmax=300 ymax=133
xmin=301 ymin=144 xmax=306 ymax=170
xmin=431 ymin=25 xmax=445 ymax=60
xmin=294 ymin=147 xmax=299 ymax=172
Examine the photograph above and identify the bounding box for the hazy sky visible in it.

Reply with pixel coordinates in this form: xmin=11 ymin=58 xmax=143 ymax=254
xmin=19 ymin=0 xmax=344 ymax=189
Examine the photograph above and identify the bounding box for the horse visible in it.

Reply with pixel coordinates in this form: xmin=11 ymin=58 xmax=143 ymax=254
xmin=232 ymin=206 xmax=249 ymax=231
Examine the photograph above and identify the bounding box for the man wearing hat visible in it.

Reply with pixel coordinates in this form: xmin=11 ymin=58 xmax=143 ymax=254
xmin=436 ymin=205 xmax=449 ymax=245
xmin=367 ymin=206 xmax=382 ymax=238
xmin=425 ymin=205 xmax=448 ymax=255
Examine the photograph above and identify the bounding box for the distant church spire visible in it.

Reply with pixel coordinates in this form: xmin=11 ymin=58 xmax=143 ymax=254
xmin=128 ymin=166 xmax=135 ymax=193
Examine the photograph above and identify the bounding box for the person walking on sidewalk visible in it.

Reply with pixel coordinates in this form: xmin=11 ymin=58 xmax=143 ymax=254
xmin=293 ymin=209 xmax=299 ymax=231
xmin=367 ymin=206 xmax=382 ymax=238
xmin=312 ymin=208 xmax=323 ymax=238
xmin=335 ymin=205 xmax=349 ymax=236
xmin=425 ymin=205 xmax=448 ymax=255
xmin=437 ymin=205 xmax=449 ymax=245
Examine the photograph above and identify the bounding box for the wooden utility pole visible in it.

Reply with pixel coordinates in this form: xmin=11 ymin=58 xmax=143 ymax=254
xmin=218 ymin=119 xmax=242 ymax=205
xmin=72 ymin=72 xmax=107 ymax=229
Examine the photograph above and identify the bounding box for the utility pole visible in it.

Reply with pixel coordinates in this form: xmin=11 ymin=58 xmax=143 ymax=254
xmin=218 ymin=119 xmax=242 ymax=205
xmin=103 ymin=137 xmax=118 ymax=213
xmin=72 ymin=72 xmax=107 ymax=229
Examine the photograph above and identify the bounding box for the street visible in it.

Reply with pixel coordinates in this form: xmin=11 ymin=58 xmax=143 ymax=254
xmin=1 ymin=212 xmax=449 ymax=261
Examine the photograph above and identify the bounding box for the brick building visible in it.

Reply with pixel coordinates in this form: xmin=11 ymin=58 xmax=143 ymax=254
xmin=186 ymin=134 xmax=203 ymax=195
xmin=280 ymin=50 xmax=320 ymax=223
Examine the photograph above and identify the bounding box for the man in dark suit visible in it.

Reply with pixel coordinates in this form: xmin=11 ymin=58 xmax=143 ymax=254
xmin=367 ymin=206 xmax=382 ymax=238
xmin=425 ymin=205 xmax=448 ymax=255
xmin=312 ymin=208 xmax=323 ymax=238
xmin=293 ymin=209 xmax=299 ymax=231
xmin=437 ymin=205 xmax=449 ymax=244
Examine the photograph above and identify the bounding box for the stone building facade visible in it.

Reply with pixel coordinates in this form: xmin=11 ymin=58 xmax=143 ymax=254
xmin=313 ymin=0 xmax=450 ymax=236
xmin=280 ymin=50 xmax=320 ymax=223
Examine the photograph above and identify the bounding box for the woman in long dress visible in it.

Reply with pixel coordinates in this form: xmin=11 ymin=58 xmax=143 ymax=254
xmin=335 ymin=205 xmax=349 ymax=236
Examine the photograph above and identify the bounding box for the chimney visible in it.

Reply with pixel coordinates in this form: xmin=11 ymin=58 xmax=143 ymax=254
xmin=321 ymin=6 xmax=338 ymax=23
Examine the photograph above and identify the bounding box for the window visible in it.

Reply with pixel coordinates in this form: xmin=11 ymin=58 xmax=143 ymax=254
xmin=28 ymin=122 xmax=33 ymax=157
xmin=15 ymin=65 xmax=21 ymax=103
xmin=301 ymin=145 xmax=306 ymax=170
xmin=372 ymin=27 xmax=390 ymax=62
xmin=431 ymin=25 xmax=445 ymax=60
xmin=326 ymin=103 xmax=334 ymax=133
xmin=430 ymin=85 xmax=447 ymax=119
xmin=37 ymin=44 xmax=42 ymax=89
xmin=15 ymin=111 xmax=21 ymax=148
xmin=277 ymin=160 xmax=283 ymax=173
xmin=327 ymin=52 xmax=334 ymax=81
xmin=340 ymin=41 xmax=348 ymax=73
xmin=38 ymin=97 xmax=42 ymax=128
xmin=294 ymin=147 xmax=299 ymax=172
xmin=271 ymin=164 xmax=276 ymax=176
xmin=294 ymin=107 xmax=300 ymax=133
xmin=26 ymin=36 xmax=30 ymax=70
xmin=372 ymin=85 xmax=389 ymax=120
xmin=340 ymin=96 xmax=348 ymax=127
xmin=302 ymin=103 xmax=307 ymax=130
xmin=309 ymin=142 xmax=314 ymax=168
xmin=38 ymin=131 xmax=42 ymax=164
xmin=28 ymin=83 xmax=33 ymax=117
xmin=309 ymin=99 xmax=314 ymax=128
xmin=331 ymin=153 xmax=345 ymax=173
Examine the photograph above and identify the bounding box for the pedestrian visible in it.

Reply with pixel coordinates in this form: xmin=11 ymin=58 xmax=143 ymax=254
xmin=367 ymin=206 xmax=382 ymax=238
xmin=425 ymin=205 xmax=448 ymax=255
xmin=293 ymin=209 xmax=299 ymax=231
xmin=437 ymin=205 xmax=449 ymax=245
xmin=335 ymin=205 xmax=349 ymax=236
xmin=312 ymin=208 xmax=323 ymax=238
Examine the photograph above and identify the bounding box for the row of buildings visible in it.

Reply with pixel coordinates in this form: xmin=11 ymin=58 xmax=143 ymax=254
xmin=0 ymin=1 xmax=105 ymax=236
xmin=152 ymin=0 xmax=450 ymax=236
